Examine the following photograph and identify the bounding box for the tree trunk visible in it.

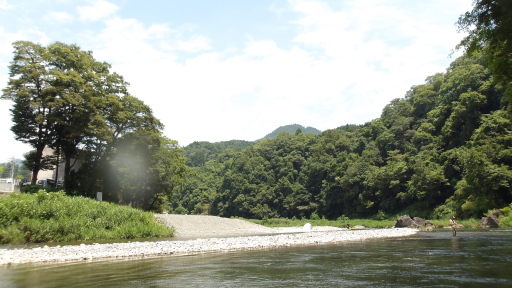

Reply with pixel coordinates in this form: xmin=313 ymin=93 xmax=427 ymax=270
xmin=148 ymin=194 xmax=161 ymax=211
xmin=63 ymin=151 xmax=72 ymax=193
xmin=31 ymin=145 xmax=45 ymax=184
xmin=54 ymin=146 xmax=60 ymax=185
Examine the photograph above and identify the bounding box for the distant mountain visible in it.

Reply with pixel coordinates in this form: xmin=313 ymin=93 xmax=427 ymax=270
xmin=183 ymin=140 xmax=254 ymax=167
xmin=260 ymin=124 xmax=322 ymax=140
xmin=183 ymin=125 xmax=321 ymax=167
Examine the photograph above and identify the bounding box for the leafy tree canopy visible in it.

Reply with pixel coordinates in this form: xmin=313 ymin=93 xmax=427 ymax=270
xmin=456 ymin=0 xmax=512 ymax=97
xmin=173 ymin=54 xmax=512 ymax=220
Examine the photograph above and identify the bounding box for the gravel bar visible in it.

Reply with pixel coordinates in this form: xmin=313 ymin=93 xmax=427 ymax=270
xmin=0 ymin=228 xmax=418 ymax=265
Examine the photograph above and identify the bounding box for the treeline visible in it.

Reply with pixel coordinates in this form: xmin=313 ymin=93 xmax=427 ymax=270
xmin=0 ymin=160 xmax=30 ymax=181
xmin=1 ymin=41 xmax=189 ymax=210
xmin=172 ymin=55 xmax=512 ymax=220
xmin=183 ymin=140 xmax=254 ymax=167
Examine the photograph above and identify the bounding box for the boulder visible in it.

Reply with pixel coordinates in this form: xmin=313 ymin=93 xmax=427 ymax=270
xmin=395 ymin=215 xmax=414 ymax=228
xmin=395 ymin=215 xmax=434 ymax=231
xmin=478 ymin=209 xmax=504 ymax=228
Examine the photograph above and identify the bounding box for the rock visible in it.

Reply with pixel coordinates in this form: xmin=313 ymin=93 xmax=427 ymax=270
xmin=478 ymin=209 xmax=504 ymax=228
xmin=395 ymin=215 xmax=434 ymax=231
xmin=395 ymin=215 xmax=414 ymax=228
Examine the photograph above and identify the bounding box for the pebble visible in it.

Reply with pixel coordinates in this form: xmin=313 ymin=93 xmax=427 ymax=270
xmin=0 ymin=228 xmax=418 ymax=265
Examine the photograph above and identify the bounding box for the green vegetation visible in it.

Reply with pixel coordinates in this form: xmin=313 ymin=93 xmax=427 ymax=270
xmin=1 ymin=41 xmax=190 ymax=210
xmin=248 ymin=217 xmax=503 ymax=229
xmin=0 ymin=160 xmax=30 ymax=182
xmin=171 ymin=53 xmax=512 ymax=221
xmin=2 ymin=2 xmax=512 ymax=234
xmin=183 ymin=140 xmax=254 ymax=167
xmin=430 ymin=218 xmax=480 ymax=229
xmin=0 ymin=191 xmax=174 ymax=244
xmin=456 ymin=0 xmax=512 ymax=90
xmin=496 ymin=205 xmax=512 ymax=227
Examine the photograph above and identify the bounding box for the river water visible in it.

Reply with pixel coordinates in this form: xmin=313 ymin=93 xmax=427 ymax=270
xmin=1 ymin=230 xmax=511 ymax=287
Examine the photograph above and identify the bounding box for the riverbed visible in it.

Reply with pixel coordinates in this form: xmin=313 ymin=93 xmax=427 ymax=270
xmin=0 ymin=228 xmax=417 ymax=265
xmin=1 ymin=230 xmax=511 ymax=287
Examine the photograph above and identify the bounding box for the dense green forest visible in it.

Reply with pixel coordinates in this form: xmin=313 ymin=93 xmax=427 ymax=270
xmin=171 ymin=54 xmax=512 ymax=220
xmin=183 ymin=140 xmax=254 ymax=167
xmin=183 ymin=125 xmax=321 ymax=167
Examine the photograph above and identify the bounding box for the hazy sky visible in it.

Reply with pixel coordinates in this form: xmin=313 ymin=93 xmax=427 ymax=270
xmin=0 ymin=0 xmax=473 ymax=162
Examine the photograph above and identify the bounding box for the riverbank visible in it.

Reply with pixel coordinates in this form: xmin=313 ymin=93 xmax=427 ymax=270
xmin=0 ymin=227 xmax=418 ymax=265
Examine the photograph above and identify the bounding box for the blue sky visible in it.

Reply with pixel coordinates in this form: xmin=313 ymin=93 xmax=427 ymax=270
xmin=0 ymin=0 xmax=473 ymax=162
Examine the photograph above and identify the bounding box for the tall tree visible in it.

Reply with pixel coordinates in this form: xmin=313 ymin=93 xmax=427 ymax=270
xmin=456 ymin=0 xmax=512 ymax=96
xmin=1 ymin=41 xmax=54 ymax=184
xmin=110 ymin=129 xmax=189 ymax=210
xmin=45 ymin=42 xmax=117 ymax=191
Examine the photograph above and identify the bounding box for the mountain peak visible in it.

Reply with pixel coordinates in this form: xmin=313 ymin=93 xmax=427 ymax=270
xmin=260 ymin=124 xmax=321 ymax=140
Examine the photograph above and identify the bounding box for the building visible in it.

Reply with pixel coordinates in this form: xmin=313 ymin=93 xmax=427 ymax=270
xmin=32 ymin=147 xmax=83 ymax=186
xmin=0 ymin=178 xmax=20 ymax=194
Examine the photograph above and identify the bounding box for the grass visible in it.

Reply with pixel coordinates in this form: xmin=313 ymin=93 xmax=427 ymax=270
xmin=430 ymin=218 xmax=480 ymax=229
xmin=245 ymin=216 xmax=506 ymax=229
xmin=0 ymin=191 xmax=174 ymax=245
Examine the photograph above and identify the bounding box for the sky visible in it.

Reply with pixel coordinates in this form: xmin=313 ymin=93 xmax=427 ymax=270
xmin=0 ymin=0 xmax=474 ymax=163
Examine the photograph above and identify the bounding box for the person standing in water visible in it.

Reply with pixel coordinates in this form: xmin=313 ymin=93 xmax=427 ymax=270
xmin=449 ymin=216 xmax=457 ymax=236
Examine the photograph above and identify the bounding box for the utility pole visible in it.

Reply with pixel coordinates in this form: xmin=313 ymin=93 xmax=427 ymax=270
xmin=9 ymin=156 xmax=15 ymax=190
xmin=10 ymin=157 xmax=15 ymax=178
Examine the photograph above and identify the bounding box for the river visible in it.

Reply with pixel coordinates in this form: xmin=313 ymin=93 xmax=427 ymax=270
xmin=1 ymin=230 xmax=511 ymax=287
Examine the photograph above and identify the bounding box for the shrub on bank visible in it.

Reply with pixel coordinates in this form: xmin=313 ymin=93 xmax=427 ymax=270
xmin=0 ymin=191 xmax=174 ymax=244
xmin=249 ymin=216 xmax=512 ymax=229
xmin=498 ymin=205 xmax=512 ymax=227
xmin=430 ymin=218 xmax=479 ymax=228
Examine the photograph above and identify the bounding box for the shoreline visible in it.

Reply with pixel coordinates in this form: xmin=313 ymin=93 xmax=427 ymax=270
xmin=0 ymin=228 xmax=418 ymax=265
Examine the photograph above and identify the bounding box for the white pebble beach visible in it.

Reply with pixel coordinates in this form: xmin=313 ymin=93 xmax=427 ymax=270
xmin=0 ymin=226 xmax=418 ymax=265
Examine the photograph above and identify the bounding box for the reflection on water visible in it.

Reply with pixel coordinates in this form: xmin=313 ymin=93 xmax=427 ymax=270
xmin=1 ymin=230 xmax=511 ymax=287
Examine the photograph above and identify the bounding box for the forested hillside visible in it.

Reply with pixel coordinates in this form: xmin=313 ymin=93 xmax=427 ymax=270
xmin=172 ymin=54 xmax=512 ymax=220
xmin=183 ymin=140 xmax=254 ymax=167
xmin=260 ymin=124 xmax=322 ymax=140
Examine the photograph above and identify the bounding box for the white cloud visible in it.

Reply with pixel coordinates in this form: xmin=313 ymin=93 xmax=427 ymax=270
xmin=77 ymin=0 xmax=118 ymax=22
xmin=44 ymin=11 xmax=74 ymax=24
xmin=174 ymin=35 xmax=211 ymax=53
xmin=0 ymin=0 xmax=13 ymax=10
xmin=0 ymin=0 xmax=474 ymax=150
xmin=281 ymin=0 xmax=472 ymax=127
xmin=79 ymin=0 xmax=473 ymax=145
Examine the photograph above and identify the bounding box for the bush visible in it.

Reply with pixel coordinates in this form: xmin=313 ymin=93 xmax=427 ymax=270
xmin=498 ymin=204 xmax=512 ymax=228
xmin=0 ymin=191 xmax=174 ymax=244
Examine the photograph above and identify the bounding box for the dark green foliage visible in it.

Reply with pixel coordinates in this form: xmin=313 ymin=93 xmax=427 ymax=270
xmin=0 ymin=191 xmax=174 ymax=244
xmin=176 ymin=54 xmax=512 ymax=220
xmin=2 ymin=41 xmax=190 ymax=210
xmin=183 ymin=140 xmax=254 ymax=167
xmin=497 ymin=205 xmax=512 ymax=227
xmin=456 ymin=0 xmax=512 ymax=86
